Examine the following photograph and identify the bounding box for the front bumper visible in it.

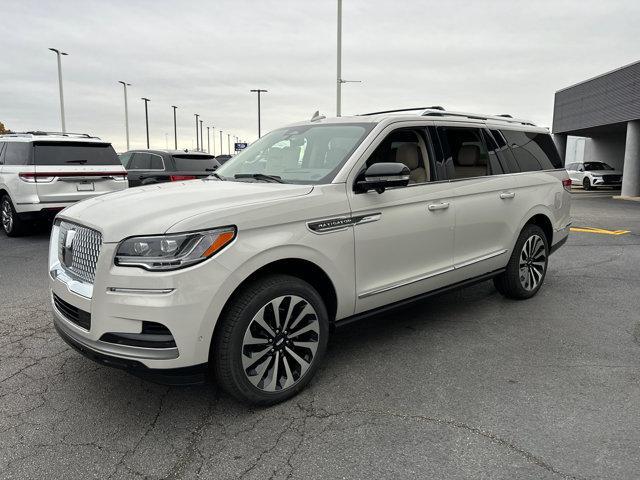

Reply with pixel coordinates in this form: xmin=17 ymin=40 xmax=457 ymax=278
xmin=591 ymin=177 xmax=622 ymax=186
xmin=53 ymin=314 xmax=208 ymax=385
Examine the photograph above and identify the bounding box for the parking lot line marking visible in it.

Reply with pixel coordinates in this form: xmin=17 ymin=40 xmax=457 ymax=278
xmin=570 ymin=227 xmax=630 ymax=235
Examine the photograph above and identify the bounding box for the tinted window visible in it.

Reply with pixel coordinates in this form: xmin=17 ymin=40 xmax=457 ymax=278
xmin=119 ymin=152 xmax=133 ymax=168
xmin=129 ymin=153 xmax=151 ymax=170
xmin=0 ymin=142 xmax=5 ymax=164
xmin=489 ymin=130 xmax=519 ymax=173
xmin=481 ymin=130 xmax=505 ymax=175
xmin=500 ymin=130 xmax=562 ymax=171
xmin=33 ymin=142 xmax=120 ymax=166
xmin=436 ymin=126 xmax=491 ymax=179
xmin=584 ymin=162 xmax=614 ymax=171
xmin=149 ymin=155 xmax=164 ymax=170
xmin=4 ymin=142 xmax=32 ymax=165
xmin=173 ymin=155 xmax=218 ymax=172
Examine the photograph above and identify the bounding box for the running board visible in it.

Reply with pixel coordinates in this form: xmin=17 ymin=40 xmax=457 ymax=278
xmin=334 ymin=268 xmax=505 ymax=329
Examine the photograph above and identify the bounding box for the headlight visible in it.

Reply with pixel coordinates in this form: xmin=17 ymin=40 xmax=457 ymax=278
xmin=115 ymin=227 xmax=236 ymax=271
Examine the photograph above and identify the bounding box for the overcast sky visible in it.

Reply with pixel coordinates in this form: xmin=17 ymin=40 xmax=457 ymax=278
xmin=1 ymin=0 xmax=638 ymax=153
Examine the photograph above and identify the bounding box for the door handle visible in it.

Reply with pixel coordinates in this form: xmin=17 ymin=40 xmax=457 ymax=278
xmin=428 ymin=202 xmax=450 ymax=211
xmin=499 ymin=192 xmax=516 ymax=199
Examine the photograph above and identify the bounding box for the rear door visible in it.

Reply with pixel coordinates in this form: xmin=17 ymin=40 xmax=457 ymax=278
xmin=33 ymin=141 xmax=127 ymax=203
xmin=126 ymin=152 xmax=167 ymax=186
xmin=434 ymin=124 xmax=522 ymax=276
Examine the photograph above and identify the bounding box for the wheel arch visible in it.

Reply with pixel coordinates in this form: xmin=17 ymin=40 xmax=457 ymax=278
xmin=522 ymin=213 xmax=553 ymax=247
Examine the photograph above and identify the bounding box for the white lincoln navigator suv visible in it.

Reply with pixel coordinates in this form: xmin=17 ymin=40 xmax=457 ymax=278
xmin=49 ymin=108 xmax=571 ymax=405
xmin=0 ymin=132 xmax=127 ymax=236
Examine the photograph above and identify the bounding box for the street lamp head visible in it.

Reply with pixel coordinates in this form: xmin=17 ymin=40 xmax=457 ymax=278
xmin=141 ymin=97 xmax=150 ymax=102
xmin=49 ymin=48 xmax=68 ymax=55
xmin=250 ymin=89 xmax=268 ymax=93
xmin=118 ymin=81 xmax=131 ymax=86
xmin=171 ymin=105 xmax=178 ymax=109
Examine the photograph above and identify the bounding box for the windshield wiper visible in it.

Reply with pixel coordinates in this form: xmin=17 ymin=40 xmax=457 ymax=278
xmin=234 ymin=173 xmax=285 ymax=183
xmin=66 ymin=159 xmax=87 ymax=164
xmin=210 ymin=172 xmax=226 ymax=180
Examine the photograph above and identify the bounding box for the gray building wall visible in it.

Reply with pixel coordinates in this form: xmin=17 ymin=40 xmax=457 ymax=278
xmin=583 ymin=133 xmax=627 ymax=170
xmin=553 ymin=60 xmax=640 ymax=135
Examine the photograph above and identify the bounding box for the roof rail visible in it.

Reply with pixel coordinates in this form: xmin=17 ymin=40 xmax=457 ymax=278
xmin=0 ymin=131 xmax=99 ymax=139
xmin=360 ymin=107 xmax=441 ymax=116
xmin=420 ymin=109 xmax=536 ymax=126
xmin=358 ymin=107 xmax=535 ymax=126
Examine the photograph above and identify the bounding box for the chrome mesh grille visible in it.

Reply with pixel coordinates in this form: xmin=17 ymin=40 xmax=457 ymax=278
xmin=58 ymin=221 xmax=102 ymax=284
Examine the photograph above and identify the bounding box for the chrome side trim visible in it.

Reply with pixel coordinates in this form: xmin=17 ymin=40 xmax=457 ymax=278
xmin=50 ymin=264 xmax=94 ymax=298
xmin=107 ymin=287 xmax=175 ymax=295
xmin=307 ymin=212 xmax=382 ymax=234
xmin=358 ymin=249 xmax=508 ymax=299
xmin=358 ymin=265 xmax=454 ymax=299
xmin=53 ymin=307 xmax=179 ymax=361
xmin=453 ymin=249 xmax=508 ymax=269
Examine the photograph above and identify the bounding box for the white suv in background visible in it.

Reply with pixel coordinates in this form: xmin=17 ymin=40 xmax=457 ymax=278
xmin=49 ymin=107 xmax=571 ymax=405
xmin=0 ymin=132 xmax=127 ymax=236
xmin=565 ymin=161 xmax=623 ymax=190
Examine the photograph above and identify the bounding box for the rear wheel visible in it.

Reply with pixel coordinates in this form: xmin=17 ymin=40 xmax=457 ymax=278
xmin=494 ymin=224 xmax=548 ymax=300
xmin=582 ymin=177 xmax=592 ymax=190
xmin=1 ymin=195 xmax=27 ymax=237
xmin=213 ymin=274 xmax=329 ymax=405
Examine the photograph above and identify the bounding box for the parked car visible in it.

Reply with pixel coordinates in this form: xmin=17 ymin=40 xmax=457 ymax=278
xmin=118 ymin=149 xmax=220 ymax=187
xmin=565 ymin=161 xmax=623 ymax=190
xmin=49 ymin=107 xmax=571 ymax=405
xmin=0 ymin=132 xmax=127 ymax=236
xmin=215 ymin=154 xmax=233 ymax=165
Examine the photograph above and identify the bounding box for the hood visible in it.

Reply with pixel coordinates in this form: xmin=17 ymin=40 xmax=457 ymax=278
xmin=58 ymin=179 xmax=313 ymax=242
xmin=589 ymin=170 xmax=623 ymax=176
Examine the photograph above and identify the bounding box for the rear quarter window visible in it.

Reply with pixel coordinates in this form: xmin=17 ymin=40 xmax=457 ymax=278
xmin=3 ymin=142 xmax=32 ymax=165
xmin=33 ymin=142 xmax=120 ymax=166
xmin=500 ymin=130 xmax=562 ymax=171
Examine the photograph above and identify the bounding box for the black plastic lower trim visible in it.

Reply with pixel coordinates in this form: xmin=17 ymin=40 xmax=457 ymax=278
xmin=549 ymin=236 xmax=568 ymax=255
xmin=335 ymin=268 xmax=505 ymax=328
xmin=54 ymin=321 xmax=208 ymax=386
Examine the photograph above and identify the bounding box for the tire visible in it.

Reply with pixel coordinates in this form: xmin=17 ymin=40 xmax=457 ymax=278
xmin=1 ymin=195 xmax=27 ymax=237
xmin=493 ymin=224 xmax=549 ymax=300
xmin=582 ymin=177 xmax=592 ymax=190
xmin=212 ymin=274 xmax=329 ymax=405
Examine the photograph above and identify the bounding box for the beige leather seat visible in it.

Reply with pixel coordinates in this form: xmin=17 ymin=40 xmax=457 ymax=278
xmin=395 ymin=143 xmax=427 ymax=184
xmin=455 ymin=145 xmax=486 ymax=178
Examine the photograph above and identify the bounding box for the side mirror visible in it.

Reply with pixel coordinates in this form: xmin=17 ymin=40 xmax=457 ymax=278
xmin=356 ymin=162 xmax=410 ymax=194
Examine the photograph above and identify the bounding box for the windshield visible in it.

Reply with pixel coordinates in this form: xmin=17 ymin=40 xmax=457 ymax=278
xmin=216 ymin=123 xmax=373 ymax=184
xmin=584 ymin=162 xmax=614 ymax=171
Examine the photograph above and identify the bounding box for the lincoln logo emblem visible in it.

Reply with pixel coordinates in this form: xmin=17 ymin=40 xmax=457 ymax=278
xmin=63 ymin=229 xmax=76 ymax=267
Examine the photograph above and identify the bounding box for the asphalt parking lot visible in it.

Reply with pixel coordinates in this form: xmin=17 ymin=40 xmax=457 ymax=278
xmin=1 ymin=191 xmax=639 ymax=480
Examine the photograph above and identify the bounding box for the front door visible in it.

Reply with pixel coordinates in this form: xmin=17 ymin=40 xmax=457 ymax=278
xmin=347 ymin=125 xmax=455 ymax=314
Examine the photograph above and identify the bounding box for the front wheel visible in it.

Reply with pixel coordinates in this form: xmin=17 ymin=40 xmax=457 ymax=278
xmin=582 ymin=177 xmax=592 ymax=190
xmin=494 ymin=224 xmax=549 ymax=300
xmin=212 ymin=274 xmax=329 ymax=405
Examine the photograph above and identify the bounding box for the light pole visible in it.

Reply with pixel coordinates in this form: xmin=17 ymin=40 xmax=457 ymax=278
xmin=141 ymin=97 xmax=150 ymax=148
xmin=335 ymin=1 xmax=361 ymax=117
xmin=211 ymin=126 xmax=216 ymax=155
xmin=206 ymin=126 xmax=210 ymax=153
xmin=118 ymin=81 xmax=131 ymax=150
xmin=228 ymin=134 xmax=231 ymax=155
xmin=171 ymin=106 xmax=178 ymax=149
xmin=219 ymin=130 xmax=223 ymax=155
xmin=194 ymin=114 xmax=199 ymax=151
xmin=49 ymin=48 xmax=68 ymax=133
xmin=250 ymin=89 xmax=267 ymax=138
xmin=199 ymin=120 xmax=204 ymax=152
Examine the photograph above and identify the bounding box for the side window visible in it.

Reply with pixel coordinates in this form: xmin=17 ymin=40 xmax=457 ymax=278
xmin=481 ymin=130 xmax=505 ymax=175
xmin=0 ymin=142 xmax=5 ymax=164
xmin=4 ymin=142 xmax=32 ymax=165
xmin=149 ymin=155 xmax=164 ymax=170
xmin=530 ymin=133 xmax=563 ymax=169
xmin=129 ymin=153 xmax=151 ymax=170
xmin=501 ymin=130 xmax=544 ymax=172
xmin=365 ymin=128 xmax=433 ymax=185
xmin=436 ymin=126 xmax=490 ymax=180
xmin=489 ymin=130 xmax=520 ymax=173
xmin=118 ymin=152 xmax=133 ymax=168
